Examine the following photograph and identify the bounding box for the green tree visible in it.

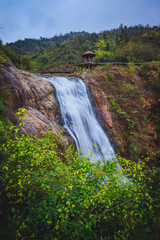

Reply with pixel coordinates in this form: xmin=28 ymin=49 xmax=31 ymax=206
xmin=96 ymin=39 xmax=107 ymax=51
xmin=22 ymin=55 xmax=33 ymax=71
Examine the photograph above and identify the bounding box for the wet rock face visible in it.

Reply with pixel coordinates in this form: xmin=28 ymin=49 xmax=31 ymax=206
xmin=81 ymin=72 xmax=113 ymax=129
xmin=1 ymin=66 xmax=71 ymax=146
xmin=22 ymin=107 xmax=69 ymax=146
xmin=2 ymin=68 xmax=25 ymax=110
xmin=92 ymin=89 xmax=113 ymax=128
xmin=7 ymin=67 xmax=58 ymax=122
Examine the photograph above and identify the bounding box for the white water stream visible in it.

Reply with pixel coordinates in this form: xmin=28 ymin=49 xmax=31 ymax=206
xmin=46 ymin=76 xmax=118 ymax=166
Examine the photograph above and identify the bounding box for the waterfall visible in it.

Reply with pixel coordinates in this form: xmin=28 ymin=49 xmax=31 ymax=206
xmin=46 ymin=76 xmax=117 ymax=165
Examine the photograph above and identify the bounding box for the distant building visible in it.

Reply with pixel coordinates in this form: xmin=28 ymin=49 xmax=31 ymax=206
xmin=77 ymin=51 xmax=96 ymax=70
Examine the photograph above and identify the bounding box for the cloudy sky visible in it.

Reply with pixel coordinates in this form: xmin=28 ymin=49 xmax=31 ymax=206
xmin=0 ymin=0 xmax=160 ymax=43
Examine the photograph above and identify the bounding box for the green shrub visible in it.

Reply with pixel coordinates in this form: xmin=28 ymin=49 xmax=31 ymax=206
xmin=127 ymin=63 xmax=137 ymax=73
xmin=0 ymin=109 xmax=159 ymax=240
xmin=22 ymin=55 xmax=34 ymax=71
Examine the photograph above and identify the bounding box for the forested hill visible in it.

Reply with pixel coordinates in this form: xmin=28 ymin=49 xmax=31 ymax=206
xmin=6 ymin=25 xmax=160 ymax=72
xmin=7 ymin=31 xmax=87 ymax=55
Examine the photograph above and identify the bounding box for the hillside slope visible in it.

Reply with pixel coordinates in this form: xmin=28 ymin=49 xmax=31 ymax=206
xmin=80 ymin=63 xmax=160 ymax=164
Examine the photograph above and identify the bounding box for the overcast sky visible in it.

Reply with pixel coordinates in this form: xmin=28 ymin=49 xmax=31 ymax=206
xmin=0 ymin=0 xmax=160 ymax=43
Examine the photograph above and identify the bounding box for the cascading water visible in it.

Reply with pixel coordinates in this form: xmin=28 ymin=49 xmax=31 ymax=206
xmin=46 ymin=76 xmax=119 ymax=166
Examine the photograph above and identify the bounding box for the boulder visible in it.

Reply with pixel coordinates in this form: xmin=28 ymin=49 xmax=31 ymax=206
xmin=1 ymin=66 xmax=71 ymax=147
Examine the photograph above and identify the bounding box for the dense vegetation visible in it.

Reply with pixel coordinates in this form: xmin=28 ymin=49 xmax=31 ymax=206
xmin=0 ymin=108 xmax=159 ymax=239
xmin=7 ymin=25 xmax=160 ymax=72
xmin=0 ymin=40 xmax=19 ymax=67
xmin=0 ymin=39 xmax=32 ymax=71
xmin=0 ymin=25 xmax=160 ymax=239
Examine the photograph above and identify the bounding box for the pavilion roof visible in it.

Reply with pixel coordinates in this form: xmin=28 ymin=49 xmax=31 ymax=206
xmin=82 ymin=51 xmax=96 ymax=56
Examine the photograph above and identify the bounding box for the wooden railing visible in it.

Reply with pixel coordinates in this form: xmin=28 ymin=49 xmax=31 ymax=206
xmin=97 ymin=62 xmax=145 ymax=66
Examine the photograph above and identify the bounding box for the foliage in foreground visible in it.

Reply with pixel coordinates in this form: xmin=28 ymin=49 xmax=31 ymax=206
xmin=0 ymin=110 xmax=159 ymax=240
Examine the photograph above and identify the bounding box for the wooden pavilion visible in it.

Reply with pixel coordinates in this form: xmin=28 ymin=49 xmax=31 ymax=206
xmin=77 ymin=51 xmax=96 ymax=70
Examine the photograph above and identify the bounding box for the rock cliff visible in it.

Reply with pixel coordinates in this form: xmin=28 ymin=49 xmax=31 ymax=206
xmin=0 ymin=66 xmax=70 ymax=146
xmin=1 ymin=64 xmax=159 ymax=162
xmin=80 ymin=65 xmax=160 ymax=162
xmin=81 ymin=72 xmax=113 ymax=129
